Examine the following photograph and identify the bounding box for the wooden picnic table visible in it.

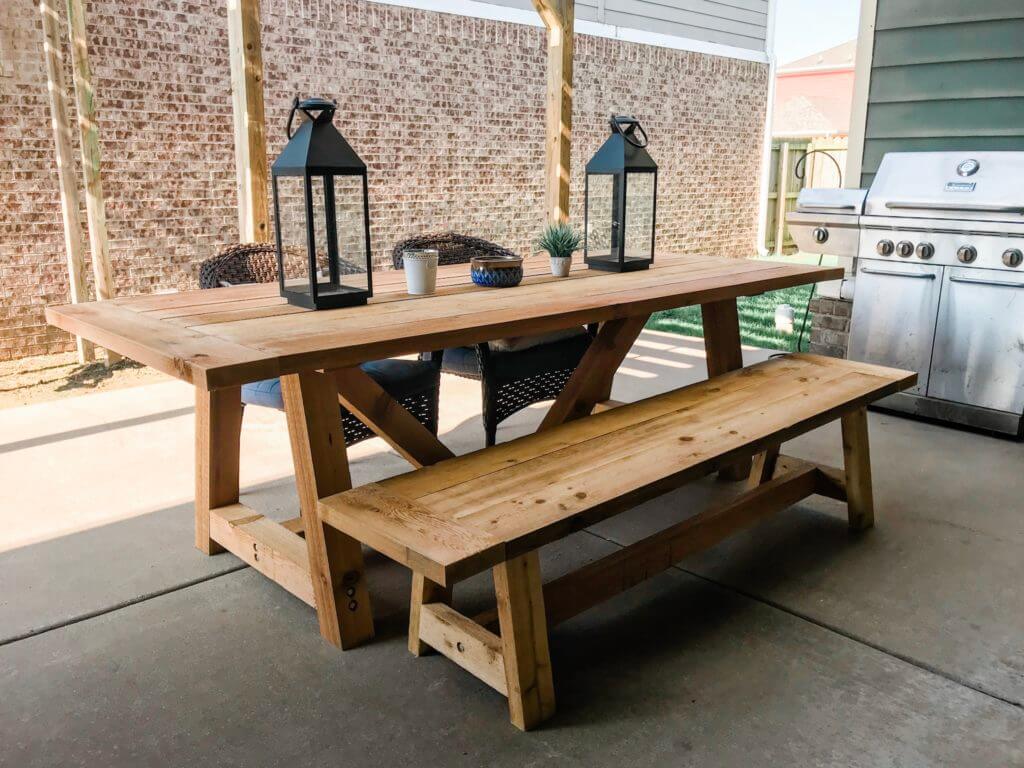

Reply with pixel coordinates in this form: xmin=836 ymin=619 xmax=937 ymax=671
xmin=46 ymin=253 xmax=842 ymax=648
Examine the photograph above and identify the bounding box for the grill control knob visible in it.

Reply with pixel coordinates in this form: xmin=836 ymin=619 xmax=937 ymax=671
xmin=1003 ymin=248 xmax=1023 ymax=268
xmin=916 ymin=242 xmax=934 ymax=260
xmin=896 ymin=240 xmax=915 ymax=257
xmin=876 ymin=239 xmax=894 ymax=256
xmin=812 ymin=227 xmax=829 ymax=244
xmin=957 ymin=245 xmax=978 ymax=264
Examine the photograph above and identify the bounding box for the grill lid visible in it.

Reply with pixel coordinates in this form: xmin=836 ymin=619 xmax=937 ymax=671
xmin=864 ymin=151 xmax=1024 ymax=222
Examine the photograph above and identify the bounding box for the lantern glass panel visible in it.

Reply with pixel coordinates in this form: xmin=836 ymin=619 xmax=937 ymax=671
xmin=332 ymin=174 xmax=369 ymax=293
xmin=586 ymin=173 xmax=614 ymax=260
xmin=274 ymin=175 xmax=312 ymax=294
xmin=624 ymin=172 xmax=655 ymax=261
xmin=309 ymin=175 xmax=335 ymax=295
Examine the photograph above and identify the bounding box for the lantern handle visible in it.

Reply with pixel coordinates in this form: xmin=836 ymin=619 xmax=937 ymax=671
xmin=610 ymin=115 xmax=648 ymax=149
xmin=286 ymin=97 xmax=338 ymax=139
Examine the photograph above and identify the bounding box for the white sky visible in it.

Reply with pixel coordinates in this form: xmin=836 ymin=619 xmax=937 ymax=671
xmin=773 ymin=0 xmax=861 ymax=65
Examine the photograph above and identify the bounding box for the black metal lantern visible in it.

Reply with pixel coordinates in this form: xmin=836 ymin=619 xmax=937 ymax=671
xmin=271 ymin=97 xmax=373 ymax=309
xmin=584 ymin=115 xmax=658 ymax=272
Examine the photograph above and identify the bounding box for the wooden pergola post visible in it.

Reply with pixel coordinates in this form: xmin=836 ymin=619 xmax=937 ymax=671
xmin=532 ymin=0 xmax=574 ymax=224
xmin=226 ymin=0 xmax=270 ymax=244
xmin=65 ymin=0 xmax=120 ymax=364
xmin=38 ymin=0 xmax=94 ymax=363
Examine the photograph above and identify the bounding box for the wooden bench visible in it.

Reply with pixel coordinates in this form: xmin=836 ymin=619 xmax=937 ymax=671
xmin=318 ymin=353 xmax=915 ymax=730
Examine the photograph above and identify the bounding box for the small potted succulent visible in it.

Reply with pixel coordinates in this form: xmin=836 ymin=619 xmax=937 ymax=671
xmin=536 ymin=222 xmax=582 ymax=278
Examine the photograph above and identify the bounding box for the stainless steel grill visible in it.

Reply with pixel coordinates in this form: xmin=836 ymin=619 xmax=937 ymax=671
xmin=787 ymin=151 xmax=1024 ymax=437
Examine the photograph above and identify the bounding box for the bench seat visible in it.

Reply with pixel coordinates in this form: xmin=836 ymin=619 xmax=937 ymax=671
xmin=319 ymin=353 xmax=914 ymax=586
xmin=317 ymin=353 xmax=915 ymax=730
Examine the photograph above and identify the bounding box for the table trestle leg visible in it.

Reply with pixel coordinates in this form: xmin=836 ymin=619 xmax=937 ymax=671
xmin=283 ymin=370 xmax=374 ymax=650
xmin=195 ymin=386 xmax=243 ymax=555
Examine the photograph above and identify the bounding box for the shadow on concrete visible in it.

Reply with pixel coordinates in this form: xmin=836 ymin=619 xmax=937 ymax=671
xmin=0 ymin=406 xmax=195 ymax=455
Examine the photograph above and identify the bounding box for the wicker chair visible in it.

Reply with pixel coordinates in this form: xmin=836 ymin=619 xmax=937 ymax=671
xmin=392 ymin=233 xmax=594 ymax=446
xmin=199 ymin=243 xmax=442 ymax=448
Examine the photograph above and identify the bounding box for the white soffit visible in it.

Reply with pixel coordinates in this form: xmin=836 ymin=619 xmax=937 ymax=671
xmin=366 ymin=0 xmax=770 ymax=63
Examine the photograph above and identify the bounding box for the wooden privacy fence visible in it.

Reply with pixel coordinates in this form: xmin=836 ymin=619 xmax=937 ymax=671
xmin=765 ymin=136 xmax=848 ymax=255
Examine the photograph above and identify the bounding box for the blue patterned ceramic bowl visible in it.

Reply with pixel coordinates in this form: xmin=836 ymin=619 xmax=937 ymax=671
xmin=470 ymin=256 xmax=524 ymax=288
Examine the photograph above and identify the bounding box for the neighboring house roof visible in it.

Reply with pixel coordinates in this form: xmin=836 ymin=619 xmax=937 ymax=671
xmin=773 ymin=40 xmax=856 ymax=138
xmin=779 ymin=40 xmax=856 ymax=73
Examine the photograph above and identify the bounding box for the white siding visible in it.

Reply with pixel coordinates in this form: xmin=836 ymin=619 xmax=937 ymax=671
xmin=480 ymin=0 xmax=768 ymax=51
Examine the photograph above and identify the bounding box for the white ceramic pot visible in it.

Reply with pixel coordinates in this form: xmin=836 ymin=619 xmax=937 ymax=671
xmin=403 ymin=249 xmax=439 ymax=295
xmin=549 ymin=256 xmax=571 ymax=278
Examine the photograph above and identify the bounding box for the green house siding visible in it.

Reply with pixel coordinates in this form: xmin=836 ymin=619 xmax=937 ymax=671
xmin=861 ymin=2 xmax=1024 ymax=186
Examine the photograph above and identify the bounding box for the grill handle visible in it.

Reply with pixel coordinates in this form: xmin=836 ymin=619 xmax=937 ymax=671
xmin=860 ymin=266 xmax=936 ymax=280
xmin=796 ymin=203 xmax=859 ymax=211
xmin=949 ymin=275 xmax=1024 ymax=289
xmin=885 ymin=201 xmax=1024 ymax=214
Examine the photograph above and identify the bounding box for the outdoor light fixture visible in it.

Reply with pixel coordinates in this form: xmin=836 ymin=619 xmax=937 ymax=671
xmin=271 ymin=97 xmax=373 ymax=309
xmin=584 ymin=115 xmax=658 ymax=272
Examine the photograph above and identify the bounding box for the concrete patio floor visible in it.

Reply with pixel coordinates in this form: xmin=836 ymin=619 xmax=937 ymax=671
xmin=1 ymin=331 xmax=1022 ymax=766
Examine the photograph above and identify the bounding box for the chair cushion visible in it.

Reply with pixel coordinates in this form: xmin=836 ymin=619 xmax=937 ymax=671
xmin=487 ymin=327 xmax=588 ymax=353
xmin=440 ymin=345 xmax=482 ymax=378
xmin=241 ymin=358 xmax=439 ymax=411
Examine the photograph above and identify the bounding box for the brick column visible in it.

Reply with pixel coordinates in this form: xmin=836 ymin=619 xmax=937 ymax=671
xmin=808 ymin=297 xmax=852 ymax=358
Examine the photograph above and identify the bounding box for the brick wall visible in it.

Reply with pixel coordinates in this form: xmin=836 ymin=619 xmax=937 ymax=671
xmin=0 ymin=0 xmax=768 ymax=360
xmin=808 ymin=296 xmax=852 ymax=358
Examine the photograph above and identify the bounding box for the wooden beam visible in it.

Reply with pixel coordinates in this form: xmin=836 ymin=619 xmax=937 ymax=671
xmin=282 ymin=370 xmax=375 ymax=649
xmin=494 ymin=551 xmax=555 ymax=731
xmin=747 ymin=444 xmax=780 ymax=490
xmin=543 ymin=465 xmax=819 ymax=626
xmin=418 ymin=603 xmax=508 ymax=694
xmin=475 ymin=465 xmax=820 ymax=631
xmin=195 ymin=386 xmax=243 ymax=555
xmin=332 ymin=366 xmax=454 ymax=469
xmin=701 ymin=298 xmax=750 ymax=480
xmin=281 ymin=516 xmax=305 ymax=534
xmin=65 ymin=0 xmax=120 ymax=364
xmin=38 ymin=0 xmax=93 ymax=363
xmin=209 ymin=503 xmax=315 ymax=606
xmin=226 ymin=0 xmax=270 ymax=243
xmin=539 ymin=314 xmax=648 ymax=429
xmin=841 ymin=406 xmax=874 ymax=530
xmin=409 ymin=573 xmax=452 ymax=656
xmin=532 ymin=0 xmax=573 ymax=223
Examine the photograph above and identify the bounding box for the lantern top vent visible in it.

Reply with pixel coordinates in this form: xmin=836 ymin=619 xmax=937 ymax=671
xmin=272 ymin=97 xmax=367 ymax=176
xmin=585 ymin=115 xmax=657 ymax=175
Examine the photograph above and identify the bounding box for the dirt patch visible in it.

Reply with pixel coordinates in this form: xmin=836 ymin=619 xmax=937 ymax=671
xmin=0 ymin=353 xmax=171 ymax=409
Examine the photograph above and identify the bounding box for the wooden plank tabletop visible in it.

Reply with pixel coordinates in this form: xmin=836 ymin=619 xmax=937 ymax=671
xmin=45 ymin=254 xmax=843 ymax=390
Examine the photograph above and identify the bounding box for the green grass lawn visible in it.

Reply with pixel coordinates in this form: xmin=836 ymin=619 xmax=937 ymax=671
xmin=647 ymin=253 xmax=834 ymax=353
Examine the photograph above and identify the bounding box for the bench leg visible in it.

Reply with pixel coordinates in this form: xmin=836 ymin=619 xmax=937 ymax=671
xmin=283 ymin=371 xmax=375 ymax=650
xmin=195 ymin=386 xmax=243 ymax=555
xmin=747 ymin=444 xmax=781 ymax=490
xmin=841 ymin=407 xmax=874 ymax=531
xmin=494 ymin=551 xmax=556 ymax=731
xmin=409 ymin=573 xmax=452 ymax=656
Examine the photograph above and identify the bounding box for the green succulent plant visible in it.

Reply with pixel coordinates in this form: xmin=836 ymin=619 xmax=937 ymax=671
xmin=535 ymin=222 xmax=582 ymax=260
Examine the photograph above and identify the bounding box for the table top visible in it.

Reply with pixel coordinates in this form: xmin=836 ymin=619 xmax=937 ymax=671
xmin=46 ymin=254 xmax=842 ymax=390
